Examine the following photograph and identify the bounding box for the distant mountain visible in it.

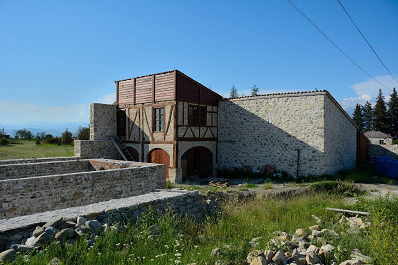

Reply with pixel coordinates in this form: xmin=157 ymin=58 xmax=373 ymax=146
xmin=0 ymin=121 xmax=89 ymax=137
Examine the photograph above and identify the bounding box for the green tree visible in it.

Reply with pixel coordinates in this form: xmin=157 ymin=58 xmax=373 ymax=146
xmin=61 ymin=128 xmax=73 ymax=145
xmin=363 ymin=101 xmax=374 ymax=132
xmin=388 ymin=88 xmax=398 ymax=137
xmin=15 ymin=128 xmax=33 ymax=140
xmin=251 ymin=83 xmax=259 ymax=96
xmin=373 ymin=89 xmax=389 ymax=133
xmin=230 ymin=85 xmax=239 ymax=98
xmin=76 ymin=126 xmax=90 ymax=140
xmin=352 ymin=104 xmax=364 ymax=131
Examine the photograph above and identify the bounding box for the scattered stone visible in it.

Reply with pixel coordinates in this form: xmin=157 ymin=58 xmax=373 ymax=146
xmin=33 ymin=226 xmax=45 ymax=237
xmin=77 ymin=217 xmax=87 ymax=226
xmin=148 ymin=225 xmax=159 ymax=236
xmin=86 ymin=220 xmax=102 ymax=234
xmin=295 ymin=229 xmax=307 ymax=237
xmin=55 ymin=228 xmax=75 ymax=242
xmin=311 ymin=214 xmax=322 ymax=224
xmin=0 ymin=249 xmax=16 ymax=263
xmin=250 ymin=256 xmax=268 ymax=265
xmin=250 ymin=237 xmax=262 ymax=247
xmin=308 ymin=225 xmax=320 ymax=231
xmin=264 ymin=249 xmax=274 ymax=262
xmin=25 ymin=236 xmax=36 ymax=247
xmin=45 ymin=226 xmax=57 ymax=236
xmin=350 ymin=248 xmax=374 ymax=264
xmin=211 ymin=248 xmax=221 ymax=256
xmin=49 ymin=257 xmax=60 ymax=265
xmin=319 ymin=244 xmax=334 ymax=259
xmin=272 ymin=250 xmax=286 ymax=264
xmin=17 ymin=245 xmax=35 ymax=253
xmin=246 ymin=250 xmax=263 ymax=264
xmin=35 ymin=232 xmax=54 ymax=245
xmin=61 ymin=221 xmax=77 ymax=230
xmin=311 ymin=230 xmax=323 ymax=237
xmin=44 ymin=216 xmax=64 ymax=228
xmin=306 ymin=250 xmax=320 ymax=265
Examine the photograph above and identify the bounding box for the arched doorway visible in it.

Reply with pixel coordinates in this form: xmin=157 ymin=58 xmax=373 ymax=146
xmin=148 ymin=148 xmax=170 ymax=179
xmin=126 ymin=147 xmax=139 ymax=161
xmin=181 ymin=147 xmax=213 ymax=180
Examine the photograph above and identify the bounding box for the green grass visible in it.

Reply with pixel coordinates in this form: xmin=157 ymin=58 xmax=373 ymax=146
xmin=8 ymin=190 xmax=397 ymax=265
xmin=0 ymin=140 xmax=74 ymax=160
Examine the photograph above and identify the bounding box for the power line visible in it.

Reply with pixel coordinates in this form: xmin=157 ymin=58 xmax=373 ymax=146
xmin=286 ymin=0 xmax=392 ymax=91
xmin=337 ymin=0 xmax=398 ymax=84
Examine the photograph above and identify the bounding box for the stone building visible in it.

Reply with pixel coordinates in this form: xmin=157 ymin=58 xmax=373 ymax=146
xmin=75 ymin=70 xmax=369 ymax=182
xmin=364 ymin=131 xmax=393 ymax=145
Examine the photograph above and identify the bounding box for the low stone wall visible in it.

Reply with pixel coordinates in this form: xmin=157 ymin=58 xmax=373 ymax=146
xmin=0 ymin=190 xmax=216 ymax=252
xmin=368 ymin=144 xmax=398 ymax=159
xmin=0 ymin=157 xmax=78 ymax=166
xmin=0 ymin=160 xmax=165 ymax=219
xmin=74 ymin=140 xmax=121 ymax=160
xmin=0 ymin=160 xmax=92 ymax=180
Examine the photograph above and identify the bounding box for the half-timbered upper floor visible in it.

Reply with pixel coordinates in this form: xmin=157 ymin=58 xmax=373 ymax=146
xmin=115 ymin=70 xmax=223 ymax=143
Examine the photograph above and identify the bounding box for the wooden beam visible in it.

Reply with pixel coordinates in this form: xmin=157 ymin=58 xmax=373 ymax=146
xmin=152 ymin=74 xmax=155 ymax=103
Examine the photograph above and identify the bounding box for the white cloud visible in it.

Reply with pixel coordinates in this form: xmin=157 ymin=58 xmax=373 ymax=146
xmin=341 ymin=94 xmax=372 ymax=110
xmin=97 ymin=92 xmax=116 ymax=104
xmin=341 ymin=74 xmax=397 ymax=111
xmin=0 ymin=101 xmax=89 ymax=124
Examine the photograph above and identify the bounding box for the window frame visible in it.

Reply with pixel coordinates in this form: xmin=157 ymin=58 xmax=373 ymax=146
xmin=153 ymin=107 xmax=165 ymax=132
xmin=188 ymin=104 xmax=206 ymax=126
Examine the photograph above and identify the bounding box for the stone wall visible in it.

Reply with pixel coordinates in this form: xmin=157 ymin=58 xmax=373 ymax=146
xmin=90 ymin=103 xmax=117 ymax=140
xmin=74 ymin=140 xmax=121 ymax=160
xmin=0 ymin=157 xmax=78 ymax=166
xmin=324 ymin=95 xmax=357 ymax=173
xmin=368 ymin=144 xmax=398 ymax=159
xmin=0 ymin=190 xmax=215 ymax=252
xmin=218 ymin=93 xmax=327 ymax=176
xmin=0 ymin=160 xmax=165 ymax=219
xmin=218 ymin=92 xmax=357 ymax=177
xmin=0 ymin=160 xmax=92 ymax=180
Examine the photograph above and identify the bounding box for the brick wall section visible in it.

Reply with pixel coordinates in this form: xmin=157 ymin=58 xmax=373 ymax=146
xmin=218 ymin=93 xmax=327 ymax=176
xmin=0 ymin=162 xmax=164 ymax=219
xmin=323 ymin=95 xmax=357 ymax=173
xmin=0 ymin=160 xmax=92 ymax=180
xmin=90 ymin=103 xmax=117 ymax=140
xmin=74 ymin=140 xmax=121 ymax=160
xmin=368 ymin=144 xmax=398 ymax=159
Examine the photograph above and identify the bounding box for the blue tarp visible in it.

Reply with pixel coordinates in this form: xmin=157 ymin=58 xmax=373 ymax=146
xmin=374 ymin=155 xmax=398 ymax=178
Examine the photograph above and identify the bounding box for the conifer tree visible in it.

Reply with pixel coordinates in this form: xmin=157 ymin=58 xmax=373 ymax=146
xmin=352 ymin=103 xmax=364 ymax=132
xmin=362 ymin=101 xmax=373 ymax=132
xmin=373 ymin=89 xmax=389 ymax=133
xmin=251 ymin=83 xmax=259 ymax=96
xmin=388 ymin=87 xmax=398 ymax=137
xmin=230 ymin=85 xmax=239 ymax=98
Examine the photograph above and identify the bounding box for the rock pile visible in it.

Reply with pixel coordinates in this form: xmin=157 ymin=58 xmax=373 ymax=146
xmin=212 ymin=215 xmax=374 ymax=265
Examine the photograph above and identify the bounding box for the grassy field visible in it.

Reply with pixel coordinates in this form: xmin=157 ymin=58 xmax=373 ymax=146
xmin=8 ymin=191 xmax=398 ymax=265
xmin=0 ymin=140 xmax=74 ymax=160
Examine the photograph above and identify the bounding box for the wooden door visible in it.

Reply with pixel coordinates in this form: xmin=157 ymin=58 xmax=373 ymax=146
xmin=148 ymin=149 xmax=170 ymax=179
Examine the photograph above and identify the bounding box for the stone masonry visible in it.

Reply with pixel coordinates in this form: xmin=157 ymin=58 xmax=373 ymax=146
xmin=218 ymin=92 xmax=358 ymax=176
xmin=0 ymin=159 xmax=165 ymax=219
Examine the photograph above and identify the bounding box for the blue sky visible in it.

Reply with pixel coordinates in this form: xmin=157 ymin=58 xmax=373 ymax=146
xmin=0 ymin=0 xmax=397 ymax=132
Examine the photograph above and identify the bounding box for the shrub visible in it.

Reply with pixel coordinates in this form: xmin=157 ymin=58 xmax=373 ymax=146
xmin=0 ymin=138 xmax=9 ymax=146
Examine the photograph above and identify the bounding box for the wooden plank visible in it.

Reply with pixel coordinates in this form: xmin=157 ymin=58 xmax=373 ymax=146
xmin=326 ymin=208 xmax=369 ymax=216
xmin=152 ymin=74 xmax=155 ymax=103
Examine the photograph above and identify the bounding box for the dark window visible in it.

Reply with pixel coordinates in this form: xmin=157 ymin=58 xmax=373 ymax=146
xmin=154 ymin=107 xmax=164 ymax=131
xmin=200 ymin=106 xmax=206 ymax=125
xmin=188 ymin=106 xmax=198 ymax=125
xmin=188 ymin=105 xmax=206 ymax=126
